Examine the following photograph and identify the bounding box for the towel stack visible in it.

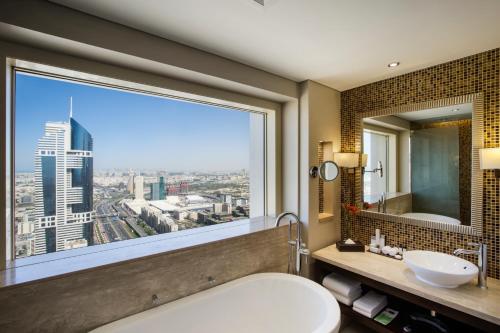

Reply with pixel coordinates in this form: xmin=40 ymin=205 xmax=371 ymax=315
xmin=322 ymin=272 xmax=362 ymax=306
xmin=353 ymin=290 xmax=387 ymax=318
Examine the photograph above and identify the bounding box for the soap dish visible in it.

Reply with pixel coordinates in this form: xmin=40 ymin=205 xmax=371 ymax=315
xmin=336 ymin=240 xmax=365 ymax=252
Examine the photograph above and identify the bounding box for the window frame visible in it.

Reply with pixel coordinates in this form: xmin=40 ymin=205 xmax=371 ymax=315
xmin=2 ymin=52 xmax=281 ymax=270
xmin=362 ymin=127 xmax=398 ymax=196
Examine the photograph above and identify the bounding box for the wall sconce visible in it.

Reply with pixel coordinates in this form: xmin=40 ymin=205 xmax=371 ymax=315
xmin=362 ymin=155 xmax=384 ymax=178
xmin=480 ymin=148 xmax=500 ymax=178
xmin=361 ymin=154 xmax=368 ymax=168
xmin=333 ymin=152 xmax=359 ymax=173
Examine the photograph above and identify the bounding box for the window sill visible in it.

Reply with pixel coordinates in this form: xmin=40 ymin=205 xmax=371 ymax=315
xmin=1 ymin=216 xmax=281 ymax=290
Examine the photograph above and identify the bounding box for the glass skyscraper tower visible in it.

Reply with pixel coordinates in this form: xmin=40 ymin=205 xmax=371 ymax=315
xmin=33 ymin=115 xmax=94 ymax=255
xmin=149 ymin=176 xmax=166 ymax=200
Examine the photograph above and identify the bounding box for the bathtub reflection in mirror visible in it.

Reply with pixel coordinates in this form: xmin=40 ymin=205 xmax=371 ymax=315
xmin=362 ymin=103 xmax=473 ymax=226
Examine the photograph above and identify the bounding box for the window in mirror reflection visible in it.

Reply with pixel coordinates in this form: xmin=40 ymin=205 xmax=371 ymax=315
xmin=363 ymin=129 xmax=396 ymax=201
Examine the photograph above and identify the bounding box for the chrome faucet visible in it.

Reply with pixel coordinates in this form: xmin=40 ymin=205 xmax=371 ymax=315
xmin=275 ymin=212 xmax=310 ymax=276
xmin=377 ymin=193 xmax=387 ymax=213
xmin=453 ymin=242 xmax=487 ymax=289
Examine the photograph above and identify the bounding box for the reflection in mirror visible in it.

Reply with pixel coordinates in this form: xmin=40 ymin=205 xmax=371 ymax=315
xmin=362 ymin=103 xmax=473 ymax=226
xmin=319 ymin=161 xmax=339 ymax=182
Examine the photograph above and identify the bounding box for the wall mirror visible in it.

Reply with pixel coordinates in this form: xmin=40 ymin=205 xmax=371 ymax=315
xmin=358 ymin=94 xmax=483 ymax=236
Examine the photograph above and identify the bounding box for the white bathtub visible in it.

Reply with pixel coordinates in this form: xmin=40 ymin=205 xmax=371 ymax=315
xmin=400 ymin=212 xmax=461 ymax=225
xmin=91 ymin=273 xmax=340 ymax=333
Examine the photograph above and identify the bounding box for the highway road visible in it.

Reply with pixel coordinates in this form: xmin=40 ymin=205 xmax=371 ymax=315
xmin=95 ymin=200 xmax=136 ymax=243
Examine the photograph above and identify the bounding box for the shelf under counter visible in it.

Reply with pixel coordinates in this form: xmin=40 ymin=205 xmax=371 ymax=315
xmin=313 ymin=245 xmax=500 ymax=332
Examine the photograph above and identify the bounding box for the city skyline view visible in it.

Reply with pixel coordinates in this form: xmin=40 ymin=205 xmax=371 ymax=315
xmin=15 ymin=72 xmax=251 ymax=172
xmin=14 ymin=71 xmax=254 ymax=258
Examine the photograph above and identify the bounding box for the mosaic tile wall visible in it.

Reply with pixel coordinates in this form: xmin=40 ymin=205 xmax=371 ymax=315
xmin=318 ymin=143 xmax=325 ymax=213
xmin=341 ymin=48 xmax=500 ymax=278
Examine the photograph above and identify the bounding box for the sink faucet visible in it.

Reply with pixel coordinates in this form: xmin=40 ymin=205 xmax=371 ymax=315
xmin=377 ymin=193 xmax=387 ymax=213
xmin=275 ymin=212 xmax=310 ymax=276
xmin=453 ymin=242 xmax=487 ymax=289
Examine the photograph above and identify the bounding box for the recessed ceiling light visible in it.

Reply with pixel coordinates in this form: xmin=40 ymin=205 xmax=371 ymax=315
xmin=452 ymin=108 xmax=460 ymax=112
xmin=387 ymin=62 xmax=400 ymax=68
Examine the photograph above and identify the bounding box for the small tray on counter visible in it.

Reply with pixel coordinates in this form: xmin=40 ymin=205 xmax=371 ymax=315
xmin=336 ymin=240 xmax=365 ymax=252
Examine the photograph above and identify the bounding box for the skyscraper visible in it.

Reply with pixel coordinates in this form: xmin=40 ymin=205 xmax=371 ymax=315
xmin=149 ymin=176 xmax=166 ymax=201
xmin=33 ymin=116 xmax=94 ymax=255
xmin=150 ymin=182 xmax=160 ymax=200
xmin=127 ymin=170 xmax=135 ymax=194
xmin=159 ymin=176 xmax=166 ymax=200
xmin=134 ymin=176 xmax=144 ymax=199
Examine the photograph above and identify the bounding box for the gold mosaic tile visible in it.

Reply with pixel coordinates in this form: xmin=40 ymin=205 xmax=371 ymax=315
xmin=318 ymin=143 xmax=325 ymax=213
xmin=340 ymin=48 xmax=500 ymax=279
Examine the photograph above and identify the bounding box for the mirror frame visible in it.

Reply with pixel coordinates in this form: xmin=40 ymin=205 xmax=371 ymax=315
xmin=356 ymin=93 xmax=483 ymax=236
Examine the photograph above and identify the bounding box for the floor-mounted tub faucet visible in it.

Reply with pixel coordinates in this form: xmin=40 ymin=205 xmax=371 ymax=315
xmin=275 ymin=212 xmax=310 ymax=276
xmin=453 ymin=242 xmax=487 ymax=289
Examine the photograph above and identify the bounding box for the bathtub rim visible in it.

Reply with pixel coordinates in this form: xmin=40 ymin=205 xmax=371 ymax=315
xmin=91 ymin=272 xmax=341 ymax=333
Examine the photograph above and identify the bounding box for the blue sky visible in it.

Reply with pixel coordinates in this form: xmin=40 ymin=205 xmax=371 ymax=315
xmin=15 ymin=73 xmax=251 ymax=172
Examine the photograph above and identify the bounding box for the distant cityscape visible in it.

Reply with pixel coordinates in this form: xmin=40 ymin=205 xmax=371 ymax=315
xmin=14 ymin=114 xmax=250 ymax=258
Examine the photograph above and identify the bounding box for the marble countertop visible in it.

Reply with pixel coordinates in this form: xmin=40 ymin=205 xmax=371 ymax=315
xmin=313 ymin=245 xmax=500 ymax=325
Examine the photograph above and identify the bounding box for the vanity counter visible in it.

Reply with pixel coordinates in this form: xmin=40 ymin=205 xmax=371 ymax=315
xmin=313 ymin=245 xmax=500 ymax=326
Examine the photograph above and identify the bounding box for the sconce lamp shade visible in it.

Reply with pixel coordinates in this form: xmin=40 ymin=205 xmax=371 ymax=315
xmin=333 ymin=152 xmax=359 ymax=168
xmin=480 ymin=148 xmax=500 ymax=170
xmin=361 ymin=154 xmax=368 ymax=167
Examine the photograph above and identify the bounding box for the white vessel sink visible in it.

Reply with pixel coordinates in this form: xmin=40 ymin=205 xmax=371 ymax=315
xmin=403 ymin=250 xmax=478 ymax=288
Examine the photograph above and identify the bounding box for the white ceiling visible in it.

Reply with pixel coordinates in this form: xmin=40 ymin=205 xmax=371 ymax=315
xmin=50 ymin=0 xmax=500 ymax=91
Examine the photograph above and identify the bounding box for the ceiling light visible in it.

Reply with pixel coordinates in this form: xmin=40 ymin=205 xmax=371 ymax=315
xmin=387 ymin=62 xmax=400 ymax=68
xmin=452 ymin=108 xmax=460 ymax=112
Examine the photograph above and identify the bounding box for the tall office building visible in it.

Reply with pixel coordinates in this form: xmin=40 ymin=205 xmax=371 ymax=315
xmin=149 ymin=176 xmax=166 ymax=200
xmin=150 ymin=182 xmax=160 ymax=200
xmin=33 ymin=115 xmax=94 ymax=255
xmin=127 ymin=170 xmax=135 ymax=194
xmin=134 ymin=176 xmax=144 ymax=199
xmin=159 ymin=176 xmax=166 ymax=199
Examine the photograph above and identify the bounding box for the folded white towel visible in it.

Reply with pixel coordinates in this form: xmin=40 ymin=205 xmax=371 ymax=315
xmin=329 ymin=289 xmax=362 ymax=306
xmin=353 ymin=291 xmax=387 ymax=316
xmin=353 ymin=306 xmax=375 ymax=318
xmin=322 ymin=272 xmax=362 ymax=297
xmin=353 ymin=304 xmax=386 ymax=318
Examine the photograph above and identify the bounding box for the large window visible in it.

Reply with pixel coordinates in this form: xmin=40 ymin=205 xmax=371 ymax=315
xmin=13 ymin=69 xmax=265 ymax=259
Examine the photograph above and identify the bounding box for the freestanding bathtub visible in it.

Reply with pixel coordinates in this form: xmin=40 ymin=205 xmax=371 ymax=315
xmin=91 ymin=273 xmax=340 ymax=333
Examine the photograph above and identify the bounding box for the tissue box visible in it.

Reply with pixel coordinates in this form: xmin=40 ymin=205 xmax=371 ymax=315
xmin=336 ymin=240 xmax=365 ymax=252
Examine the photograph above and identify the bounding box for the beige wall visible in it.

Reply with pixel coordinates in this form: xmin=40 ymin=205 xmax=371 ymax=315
xmin=282 ymin=100 xmax=300 ymax=213
xmin=299 ymin=81 xmax=342 ymax=252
